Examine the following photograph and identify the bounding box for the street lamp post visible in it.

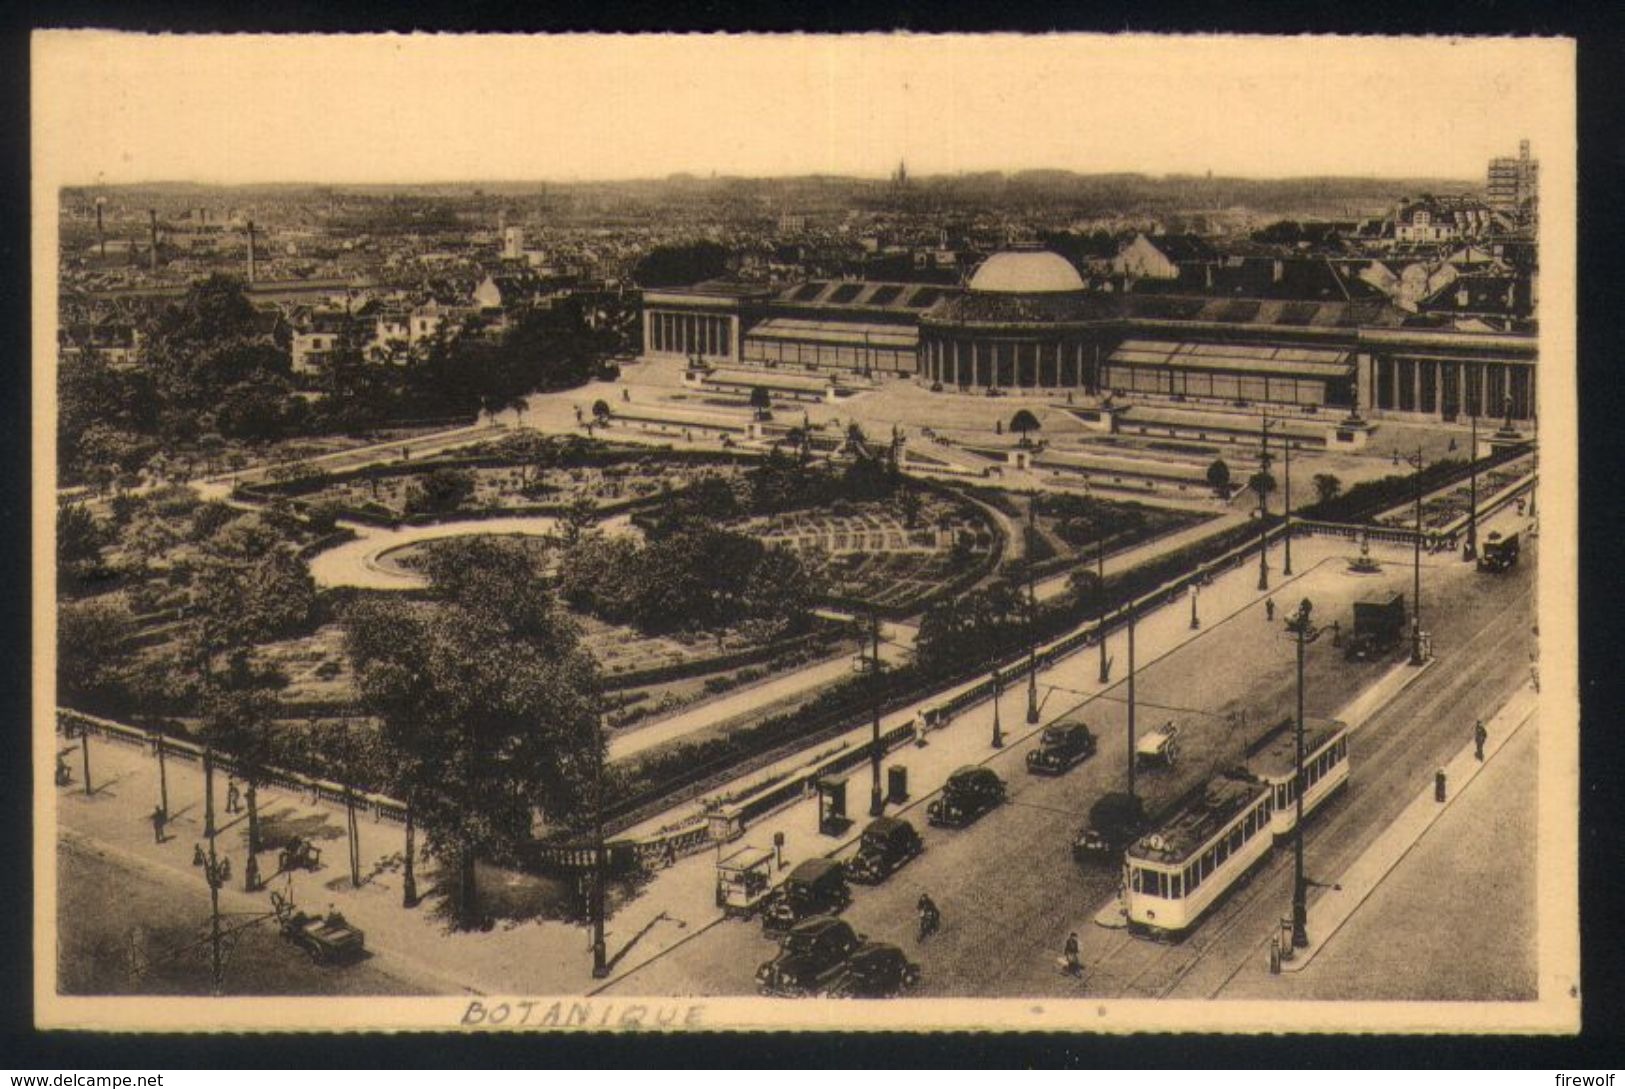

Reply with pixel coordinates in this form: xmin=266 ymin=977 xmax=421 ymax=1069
xmin=1096 ymin=539 xmax=1110 ymax=684
xmin=1026 ymin=502 xmax=1040 ymax=724
xmin=1465 ymin=412 xmax=1479 ymax=561
xmin=868 ymin=610 xmax=886 ymax=816
xmin=1257 ymin=413 xmax=1273 ymax=591
xmin=1408 ymin=446 xmax=1425 ymax=665
xmin=1126 ymin=602 xmax=1137 ymax=804
xmin=203 ymin=748 xmax=224 ymax=996
xmin=1282 ymin=430 xmax=1294 ymax=577
xmin=153 ymin=729 xmax=169 ymax=819
xmin=591 ymin=709 xmax=608 ymax=979
xmin=1189 ymin=581 xmax=1200 ymax=630
xmin=1284 ymin=600 xmax=1317 ymax=949
xmin=991 ymin=667 xmax=1005 ymax=749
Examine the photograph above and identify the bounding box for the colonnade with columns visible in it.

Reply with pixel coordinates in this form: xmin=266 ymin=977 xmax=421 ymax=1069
xmin=1368 ymin=353 xmax=1536 ymax=423
xmin=916 ymin=333 xmax=1100 ymax=391
xmin=643 ymin=308 xmax=740 ymax=362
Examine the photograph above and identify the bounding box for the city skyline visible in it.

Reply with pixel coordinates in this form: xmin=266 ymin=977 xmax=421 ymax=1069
xmin=34 ymin=32 xmax=1569 ymax=188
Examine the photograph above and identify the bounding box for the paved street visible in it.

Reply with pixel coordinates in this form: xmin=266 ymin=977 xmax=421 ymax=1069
xmin=603 ymin=515 xmax=1536 ymax=999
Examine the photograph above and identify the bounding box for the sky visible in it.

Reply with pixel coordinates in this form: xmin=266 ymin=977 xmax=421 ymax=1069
xmin=32 ymin=33 xmax=1573 ymax=187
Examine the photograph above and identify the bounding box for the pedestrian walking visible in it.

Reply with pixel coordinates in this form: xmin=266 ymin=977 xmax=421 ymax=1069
xmin=1061 ymin=932 xmax=1082 ymax=977
xmin=192 ymin=843 xmax=206 ymax=867
xmin=1474 ymin=719 xmax=1488 ymax=761
xmin=150 ymin=805 xmax=167 ymax=844
xmin=226 ymin=778 xmax=241 ymax=815
xmin=917 ymin=893 xmax=941 ymax=941
xmin=1265 ymin=597 xmax=1276 ymax=622
xmin=1331 ymin=619 xmax=1342 ymax=647
xmin=622 ymin=387 xmax=630 ymax=403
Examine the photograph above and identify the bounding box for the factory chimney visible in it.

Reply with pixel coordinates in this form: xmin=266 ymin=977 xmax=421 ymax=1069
xmin=246 ymin=219 xmax=257 ymax=285
xmin=95 ymin=199 xmax=105 ymax=258
xmin=148 ymin=209 xmax=159 ymax=272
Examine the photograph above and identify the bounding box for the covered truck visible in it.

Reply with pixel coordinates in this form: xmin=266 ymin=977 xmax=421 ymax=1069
xmin=1345 ymin=591 xmax=1405 ymax=661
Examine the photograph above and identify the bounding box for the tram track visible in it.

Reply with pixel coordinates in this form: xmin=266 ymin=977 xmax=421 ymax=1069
xmin=1092 ymin=576 xmax=1535 ymax=1001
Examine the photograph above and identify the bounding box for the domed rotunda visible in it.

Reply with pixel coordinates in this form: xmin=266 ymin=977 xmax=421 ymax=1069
xmin=917 ymin=247 xmax=1113 ymax=391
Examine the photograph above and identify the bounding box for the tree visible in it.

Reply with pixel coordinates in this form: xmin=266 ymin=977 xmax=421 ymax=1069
xmin=1009 ymin=409 xmax=1041 ymax=447
xmin=1312 ymin=472 xmax=1343 ymax=505
xmin=1206 ymin=458 xmax=1232 ymax=497
xmin=200 ymin=681 xmax=279 ymax=859
xmin=591 ymin=399 xmax=613 ymax=424
xmin=58 ymin=504 xmax=112 ymax=591
xmin=404 ymin=467 xmax=476 ymax=516
xmin=194 ymin=548 xmax=318 ymax=647
xmin=1248 ymin=470 xmax=1277 ymax=498
xmin=899 ymin=486 xmax=923 ymax=528
xmin=344 ymin=542 xmax=601 ymax=929
xmin=58 ymin=598 xmax=134 ymax=709
xmin=749 ymin=386 xmax=773 ymax=420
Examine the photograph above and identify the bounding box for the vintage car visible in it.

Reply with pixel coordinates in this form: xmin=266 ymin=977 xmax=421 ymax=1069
xmin=1025 ymin=720 xmax=1098 ymax=775
xmin=844 ymin=817 xmax=924 ymax=885
xmin=1073 ymin=791 xmax=1150 ymax=862
xmin=822 ymin=942 xmax=922 ymax=998
xmin=755 ymin=915 xmax=866 ymax=997
xmin=762 ymin=858 xmax=852 ymax=932
xmin=926 ymin=766 xmax=1006 ymax=828
xmin=270 ymin=891 xmax=365 ymax=965
xmin=1135 ymin=722 xmax=1180 ymax=767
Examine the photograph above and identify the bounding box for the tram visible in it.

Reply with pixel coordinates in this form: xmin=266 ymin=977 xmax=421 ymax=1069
xmin=1246 ymin=719 xmax=1351 ymax=839
xmin=1123 ymin=771 xmax=1275 ymax=938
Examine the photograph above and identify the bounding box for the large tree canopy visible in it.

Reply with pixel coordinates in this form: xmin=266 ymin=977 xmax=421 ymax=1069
xmin=344 ymin=538 xmax=601 ymax=928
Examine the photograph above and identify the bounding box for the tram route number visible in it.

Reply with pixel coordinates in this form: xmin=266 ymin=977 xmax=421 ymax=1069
xmin=460 ymin=999 xmax=705 ymax=1030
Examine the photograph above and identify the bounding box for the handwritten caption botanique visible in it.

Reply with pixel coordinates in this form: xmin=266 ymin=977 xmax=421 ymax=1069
xmin=459 ymin=1000 xmax=705 ymax=1031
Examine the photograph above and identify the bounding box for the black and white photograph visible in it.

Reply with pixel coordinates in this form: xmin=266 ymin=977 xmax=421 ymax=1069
xmin=30 ymin=31 xmax=1578 ymax=1033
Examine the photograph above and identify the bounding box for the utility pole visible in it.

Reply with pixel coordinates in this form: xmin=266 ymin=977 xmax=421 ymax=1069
xmin=1096 ymin=538 xmax=1110 ymax=684
xmin=591 ymin=709 xmax=608 ymax=979
xmin=1465 ymin=412 xmax=1479 ymax=560
xmin=991 ymin=667 xmax=1004 ymax=749
xmin=1286 ymin=600 xmax=1315 ymax=949
xmin=1257 ymin=412 xmax=1273 ymax=591
xmin=1410 ymin=446 xmax=1425 ymax=666
xmin=868 ymin=610 xmax=886 ymax=816
xmin=402 ymin=802 xmax=419 ymax=908
xmin=153 ymin=729 xmax=169 ymax=818
xmin=1026 ymin=501 xmax=1040 ymax=724
xmin=1282 ymin=429 xmax=1294 ymax=576
xmin=343 ymin=722 xmax=361 ymax=888
xmin=79 ymin=720 xmax=92 ymax=797
xmin=1126 ymin=602 xmax=1138 ymax=804
xmin=204 ymin=748 xmax=224 ymax=997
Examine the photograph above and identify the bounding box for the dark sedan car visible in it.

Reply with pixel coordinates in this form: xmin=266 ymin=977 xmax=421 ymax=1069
xmin=822 ymin=942 xmax=922 ymax=998
xmin=756 ymin=916 xmax=866 ymax=997
xmin=1025 ymin=720 xmax=1098 ymax=775
xmin=762 ymin=858 xmax=852 ymax=933
xmin=844 ymin=817 xmax=924 ymax=885
xmin=926 ymin=766 xmax=1006 ymax=828
xmin=1073 ymin=791 xmax=1149 ymax=862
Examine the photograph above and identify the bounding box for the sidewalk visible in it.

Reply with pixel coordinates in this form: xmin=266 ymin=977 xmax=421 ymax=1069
xmin=1278 ymin=681 xmax=1538 ymax=974
xmin=1218 ymin=688 xmax=1540 ymax=1000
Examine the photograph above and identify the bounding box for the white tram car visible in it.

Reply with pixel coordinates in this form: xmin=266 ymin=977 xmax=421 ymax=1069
xmin=1124 ymin=722 xmax=1353 ymax=939
xmin=1124 ymin=772 xmax=1275 ymax=937
xmin=1247 ymin=720 xmax=1351 ymax=839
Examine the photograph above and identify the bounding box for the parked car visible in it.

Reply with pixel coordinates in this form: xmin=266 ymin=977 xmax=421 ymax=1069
xmin=844 ymin=817 xmax=924 ymax=885
xmin=762 ymin=858 xmax=852 ymax=932
xmin=822 ymin=942 xmax=922 ymax=998
xmin=756 ymin=916 xmax=866 ymax=997
xmin=1073 ymin=792 xmax=1150 ymax=862
xmin=1025 ymin=720 xmax=1098 ymax=775
xmin=927 ymin=766 xmax=1006 ymax=828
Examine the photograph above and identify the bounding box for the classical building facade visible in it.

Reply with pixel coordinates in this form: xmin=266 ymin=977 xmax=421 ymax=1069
xmin=636 ymin=247 xmax=1537 ymax=424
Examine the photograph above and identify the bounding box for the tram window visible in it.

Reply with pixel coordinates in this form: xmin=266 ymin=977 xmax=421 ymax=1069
xmin=1171 ymin=874 xmax=1183 ymax=899
xmin=1244 ymin=812 xmax=1255 ymax=836
xmin=1229 ymin=827 xmax=1244 ymax=852
xmin=1275 ymin=785 xmax=1286 ymax=808
xmin=1131 ymin=869 xmax=1142 ymax=894
xmin=1216 ymin=840 xmax=1229 ymax=865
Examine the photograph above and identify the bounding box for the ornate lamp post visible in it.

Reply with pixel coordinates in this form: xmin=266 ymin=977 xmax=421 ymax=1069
xmin=1282 ymin=428 xmax=1294 ymax=577
xmin=991 ymin=667 xmax=1005 ymax=749
xmin=1096 ymin=539 xmax=1110 ymax=684
xmin=1282 ymin=599 xmax=1321 ymax=950
xmin=1465 ymin=411 xmax=1480 ymax=561
xmin=1257 ymin=413 xmax=1276 ymax=590
xmin=1406 ymin=446 xmax=1426 ymax=665
xmin=1026 ymin=502 xmax=1040 ymax=724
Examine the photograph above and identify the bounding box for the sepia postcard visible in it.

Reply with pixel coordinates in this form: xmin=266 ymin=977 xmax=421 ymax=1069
xmin=31 ymin=31 xmax=1579 ymax=1034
